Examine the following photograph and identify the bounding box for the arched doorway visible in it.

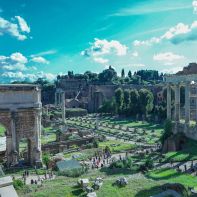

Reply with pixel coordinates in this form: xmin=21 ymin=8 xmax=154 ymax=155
xmin=17 ymin=138 xmax=32 ymax=166
xmin=0 ymin=123 xmax=6 ymax=163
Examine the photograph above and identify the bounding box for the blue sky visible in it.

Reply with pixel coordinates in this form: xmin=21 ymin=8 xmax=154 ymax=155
xmin=0 ymin=0 xmax=197 ymax=82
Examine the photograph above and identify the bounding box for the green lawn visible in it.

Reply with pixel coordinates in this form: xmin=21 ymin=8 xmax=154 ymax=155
xmin=41 ymin=133 xmax=56 ymax=145
xmin=99 ymin=140 xmax=135 ymax=153
xmin=64 ymin=148 xmax=101 ymax=161
xmin=0 ymin=124 xmax=6 ymax=137
xmin=103 ymin=119 xmax=163 ymax=133
xmin=18 ymin=173 xmax=165 ymax=197
xmin=147 ymin=168 xmax=197 ymax=188
xmin=163 ymin=138 xmax=197 ymax=162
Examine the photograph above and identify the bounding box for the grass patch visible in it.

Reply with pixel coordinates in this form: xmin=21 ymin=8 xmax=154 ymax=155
xmin=163 ymin=138 xmax=197 ymax=162
xmin=99 ymin=140 xmax=135 ymax=153
xmin=147 ymin=168 xmax=197 ymax=188
xmin=0 ymin=124 xmax=6 ymax=137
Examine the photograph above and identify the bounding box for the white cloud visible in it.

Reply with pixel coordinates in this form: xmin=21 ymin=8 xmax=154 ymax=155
xmin=0 ymin=16 xmax=30 ymax=40
xmin=1 ymin=71 xmax=56 ymax=82
xmin=15 ymin=16 xmax=30 ymax=33
xmin=131 ymin=51 xmax=139 ymax=57
xmin=193 ymin=1 xmax=197 ymax=13
xmin=111 ymin=4 xmax=192 ymax=17
xmin=161 ymin=67 xmax=183 ymax=74
xmin=10 ymin=52 xmax=28 ymax=64
xmin=93 ymin=57 xmax=109 ymax=64
xmin=31 ymin=56 xmax=49 ymax=64
xmin=30 ymin=50 xmax=57 ymax=57
xmin=0 ymin=52 xmax=28 ymax=71
xmin=81 ymin=38 xmax=127 ymax=64
xmin=132 ymin=64 xmax=145 ymax=67
xmin=133 ymin=21 xmax=197 ymax=46
xmin=153 ymin=52 xmax=185 ymax=62
xmin=92 ymin=38 xmax=127 ymax=56
xmin=2 ymin=63 xmax=27 ymax=71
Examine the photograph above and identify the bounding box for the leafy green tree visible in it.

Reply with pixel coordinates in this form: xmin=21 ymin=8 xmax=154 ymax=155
xmin=121 ymin=68 xmax=125 ymax=78
xmin=129 ymin=89 xmax=140 ymax=116
xmin=43 ymin=153 xmax=50 ymax=169
xmin=98 ymin=66 xmax=117 ymax=83
xmin=115 ymin=88 xmax=124 ymax=114
xmin=139 ymin=88 xmax=154 ymax=117
xmin=98 ymin=98 xmax=116 ymax=114
xmin=160 ymin=119 xmax=173 ymax=144
xmin=123 ymin=89 xmax=130 ymax=115
xmin=68 ymin=71 xmax=74 ymax=78
xmin=128 ymin=70 xmax=132 ymax=79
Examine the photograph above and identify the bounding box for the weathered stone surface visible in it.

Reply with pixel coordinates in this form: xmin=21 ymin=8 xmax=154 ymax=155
xmin=0 ymin=84 xmax=42 ymax=167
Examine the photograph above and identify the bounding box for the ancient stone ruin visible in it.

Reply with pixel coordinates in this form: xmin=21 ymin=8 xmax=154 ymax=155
xmin=0 ymin=84 xmax=42 ymax=167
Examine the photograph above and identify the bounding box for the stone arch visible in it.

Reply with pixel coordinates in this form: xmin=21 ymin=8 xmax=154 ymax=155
xmin=0 ymin=84 xmax=42 ymax=168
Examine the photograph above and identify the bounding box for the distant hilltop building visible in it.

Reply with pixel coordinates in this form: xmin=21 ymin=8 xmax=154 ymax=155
xmin=176 ymin=63 xmax=197 ymax=75
xmin=55 ymin=75 xmax=164 ymax=113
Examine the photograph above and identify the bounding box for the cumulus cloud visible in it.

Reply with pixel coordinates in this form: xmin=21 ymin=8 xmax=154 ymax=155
xmin=193 ymin=1 xmax=197 ymax=13
xmin=15 ymin=16 xmax=30 ymax=33
xmin=0 ymin=16 xmax=30 ymax=40
xmin=134 ymin=21 xmax=197 ymax=46
xmin=31 ymin=56 xmax=49 ymax=64
xmin=81 ymin=38 xmax=127 ymax=64
xmin=153 ymin=52 xmax=185 ymax=62
xmin=0 ymin=51 xmax=55 ymax=82
xmin=2 ymin=63 xmax=27 ymax=71
xmin=161 ymin=67 xmax=183 ymax=74
xmin=0 ymin=52 xmax=28 ymax=71
xmin=1 ymin=71 xmax=56 ymax=82
xmin=131 ymin=51 xmax=139 ymax=57
xmin=93 ymin=57 xmax=109 ymax=64
xmin=10 ymin=52 xmax=28 ymax=64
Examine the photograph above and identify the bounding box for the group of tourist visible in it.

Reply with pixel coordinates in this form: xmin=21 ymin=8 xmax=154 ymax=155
xmin=90 ymin=150 xmax=112 ymax=169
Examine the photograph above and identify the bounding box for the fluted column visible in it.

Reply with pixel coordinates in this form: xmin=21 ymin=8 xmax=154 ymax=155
xmin=167 ymin=84 xmax=172 ymax=120
xmin=175 ymin=83 xmax=180 ymax=122
xmin=61 ymin=92 xmax=65 ymax=123
xmin=11 ymin=111 xmax=16 ymax=152
xmin=55 ymin=92 xmax=57 ymax=106
xmin=33 ymin=109 xmax=42 ymax=166
xmin=185 ymin=82 xmax=190 ymax=124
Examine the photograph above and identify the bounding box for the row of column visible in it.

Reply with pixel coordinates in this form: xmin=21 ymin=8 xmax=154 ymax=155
xmin=55 ymin=92 xmax=62 ymax=106
xmin=167 ymin=82 xmax=191 ymax=124
xmin=55 ymin=91 xmax=65 ymax=123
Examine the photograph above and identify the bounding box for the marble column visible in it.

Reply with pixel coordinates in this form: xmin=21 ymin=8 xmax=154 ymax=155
xmin=10 ymin=111 xmax=18 ymax=165
xmin=167 ymin=84 xmax=172 ymax=120
xmin=55 ymin=92 xmax=57 ymax=106
xmin=58 ymin=93 xmax=61 ymax=106
xmin=11 ymin=112 xmax=16 ymax=152
xmin=175 ymin=83 xmax=180 ymax=122
xmin=34 ymin=110 xmax=42 ymax=166
xmin=61 ymin=92 xmax=65 ymax=123
xmin=185 ymin=82 xmax=190 ymax=124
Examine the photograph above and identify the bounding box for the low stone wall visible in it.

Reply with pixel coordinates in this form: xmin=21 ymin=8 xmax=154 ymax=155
xmin=175 ymin=123 xmax=197 ymax=140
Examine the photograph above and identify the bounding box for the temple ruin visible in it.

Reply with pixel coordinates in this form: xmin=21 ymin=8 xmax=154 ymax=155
xmin=0 ymin=84 xmax=42 ymax=167
xmin=164 ymin=63 xmax=197 ymax=140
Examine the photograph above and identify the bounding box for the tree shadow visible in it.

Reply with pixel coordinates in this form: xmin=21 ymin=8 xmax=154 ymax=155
xmin=71 ymin=186 xmax=86 ymax=197
xmin=135 ymin=185 xmax=163 ymax=197
xmin=164 ymin=151 xmax=191 ymax=162
xmin=100 ymin=167 xmax=135 ymax=176
xmin=145 ymin=168 xmax=184 ymax=181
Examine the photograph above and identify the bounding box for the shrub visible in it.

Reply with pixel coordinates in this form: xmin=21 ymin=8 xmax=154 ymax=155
xmin=58 ymin=166 xmax=88 ymax=177
xmin=13 ymin=179 xmax=24 ymax=190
